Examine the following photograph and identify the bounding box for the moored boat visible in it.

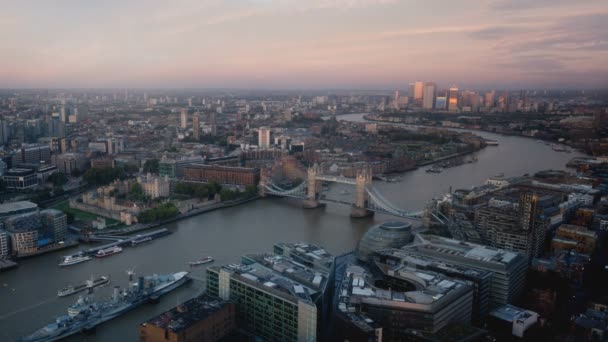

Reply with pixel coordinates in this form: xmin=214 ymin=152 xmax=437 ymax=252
xmin=59 ymin=254 xmax=91 ymax=267
xmin=57 ymin=276 xmax=110 ymax=297
xmin=95 ymin=246 xmax=122 ymax=258
xmin=188 ymin=256 xmax=214 ymax=266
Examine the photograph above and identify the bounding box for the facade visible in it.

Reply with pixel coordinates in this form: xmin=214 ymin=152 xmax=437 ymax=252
xmin=448 ymin=87 xmax=459 ymax=111
xmin=0 ymin=229 xmax=9 ymax=258
xmin=403 ymin=234 xmax=527 ymax=310
xmin=15 ymin=144 xmax=51 ymax=164
xmin=90 ymin=157 xmax=115 ymax=169
xmin=137 ymin=174 xmax=171 ymax=199
xmin=474 ymin=192 xmax=550 ymax=260
xmin=192 ymin=114 xmax=200 ymax=141
xmin=3 ymin=168 xmax=38 ymax=189
xmin=258 ymin=126 xmax=270 ymax=148
xmin=159 ymin=156 xmax=204 ymax=179
xmin=40 ymin=209 xmax=67 ymax=242
xmin=435 ymin=96 xmax=447 ymax=110
xmin=183 ymin=164 xmax=259 ymax=186
xmin=4 ymin=212 xmax=42 ymax=255
xmin=180 ymin=108 xmax=188 ymax=129
xmin=139 ymin=295 xmax=236 ymax=342
xmin=336 ymin=263 xmax=473 ymax=339
xmin=422 ymin=82 xmax=436 ymax=110
xmin=206 ymin=244 xmax=335 ymax=342
xmin=551 ymin=224 xmax=597 ymax=254
xmin=52 ymin=153 xmax=88 ymax=174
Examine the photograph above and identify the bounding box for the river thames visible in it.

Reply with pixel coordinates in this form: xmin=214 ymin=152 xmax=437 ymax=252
xmin=0 ymin=113 xmax=585 ymax=341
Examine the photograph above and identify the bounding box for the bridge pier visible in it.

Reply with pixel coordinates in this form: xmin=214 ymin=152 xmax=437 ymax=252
xmin=303 ymin=199 xmax=321 ymax=209
xmin=350 ymin=206 xmax=373 ymax=218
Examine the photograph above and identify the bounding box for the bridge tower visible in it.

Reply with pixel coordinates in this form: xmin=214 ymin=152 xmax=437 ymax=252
xmin=351 ymin=165 xmax=374 ymax=218
xmin=259 ymin=168 xmax=267 ymax=197
xmin=303 ymin=163 xmax=321 ymax=208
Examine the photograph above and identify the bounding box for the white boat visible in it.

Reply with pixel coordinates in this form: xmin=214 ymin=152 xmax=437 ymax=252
xmin=59 ymin=254 xmax=92 ymax=267
xmin=95 ymin=246 xmax=123 ymax=258
xmin=188 ymin=256 xmax=214 ymax=266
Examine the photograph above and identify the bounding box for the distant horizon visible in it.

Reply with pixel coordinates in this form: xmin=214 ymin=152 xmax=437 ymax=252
xmin=1 ymin=86 xmax=608 ymax=94
xmin=1 ymin=1 xmax=607 ymax=89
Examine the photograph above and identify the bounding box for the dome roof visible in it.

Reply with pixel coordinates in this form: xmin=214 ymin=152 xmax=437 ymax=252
xmin=356 ymin=221 xmax=413 ymax=262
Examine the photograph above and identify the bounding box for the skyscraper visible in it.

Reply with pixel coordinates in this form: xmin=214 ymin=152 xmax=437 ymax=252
xmin=448 ymin=86 xmax=459 ymax=112
xmin=414 ymin=81 xmax=424 ymax=103
xmin=192 ymin=114 xmax=200 ymax=141
xmin=422 ymin=82 xmax=436 ymax=110
xmin=393 ymin=90 xmax=400 ymax=110
xmin=258 ymin=127 xmax=270 ymax=148
xmin=180 ymin=108 xmax=188 ymax=129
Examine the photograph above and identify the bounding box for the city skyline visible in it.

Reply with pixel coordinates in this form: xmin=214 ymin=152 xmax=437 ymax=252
xmin=1 ymin=0 xmax=607 ymax=89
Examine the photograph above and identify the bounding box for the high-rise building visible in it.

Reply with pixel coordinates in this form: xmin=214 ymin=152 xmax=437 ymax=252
xmin=180 ymin=109 xmax=188 ymax=129
xmin=422 ymin=82 xmax=436 ymax=110
xmin=15 ymin=144 xmax=51 ymax=164
xmin=60 ymin=106 xmax=67 ymax=123
xmin=393 ymin=90 xmax=400 ymax=110
xmin=40 ymin=209 xmax=67 ymax=242
xmin=485 ymin=91 xmax=495 ymax=109
xmin=448 ymin=86 xmax=459 ymax=112
xmin=413 ymin=81 xmax=424 ymax=104
xmin=192 ymin=114 xmax=200 ymax=141
xmin=206 ymin=243 xmax=335 ymax=342
xmin=258 ymin=126 xmax=270 ymax=148
xmin=0 ymin=229 xmax=9 ymax=258
xmin=474 ymin=192 xmax=551 ymax=260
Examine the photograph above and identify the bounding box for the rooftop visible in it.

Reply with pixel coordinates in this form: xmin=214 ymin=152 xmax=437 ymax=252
xmin=0 ymin=201 xmax=38 ymax=215
xmin=489 ymin=304 xmax=536 ymax=323
xmin=411 ymin=234 xmax=522 ymax=267
xmin=214 ymin=253 xmax=326 ymax=304
xmin=141 ymin=295 xmax=231 ymax=333
xmin=340 ymin=262 xmax=470 ymax=309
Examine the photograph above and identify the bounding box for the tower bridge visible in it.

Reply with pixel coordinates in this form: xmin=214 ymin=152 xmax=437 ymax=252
xmin=261 ymin=163 xmax=445 ymax=222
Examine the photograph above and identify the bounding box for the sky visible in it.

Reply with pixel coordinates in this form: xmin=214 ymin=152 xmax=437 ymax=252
xmin=0 ymin=0 xmax=607 ymax=90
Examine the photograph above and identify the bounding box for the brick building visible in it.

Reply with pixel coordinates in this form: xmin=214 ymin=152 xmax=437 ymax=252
xmin=183 ymin=164 xmax=259 ymax=186
xmin=139 ymin=295 xmax=235 ymax=342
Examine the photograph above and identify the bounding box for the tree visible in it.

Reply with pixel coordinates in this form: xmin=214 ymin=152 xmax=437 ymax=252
xmin=129 ymin=183 xmax=145 ymax=201
xmin=48 ymin=172 xmax=68 ymax=187
xmin=143 ymin=159 xmax=160 ymax=174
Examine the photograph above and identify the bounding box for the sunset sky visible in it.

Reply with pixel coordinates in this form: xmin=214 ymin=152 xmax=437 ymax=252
xmin=1 ymin=0 xmax=607 ymax=89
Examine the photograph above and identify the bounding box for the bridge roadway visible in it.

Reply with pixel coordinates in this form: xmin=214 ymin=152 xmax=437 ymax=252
xmin=76 ymin=228 xmax=172 ymax=256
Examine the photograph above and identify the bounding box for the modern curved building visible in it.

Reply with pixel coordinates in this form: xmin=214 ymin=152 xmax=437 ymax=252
xmin=356 ymin=221 xmax=412 ymax=262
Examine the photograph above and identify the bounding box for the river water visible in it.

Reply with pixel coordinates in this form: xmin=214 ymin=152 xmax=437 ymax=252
xmin=0 ymin=113 xmax=584 ymax=341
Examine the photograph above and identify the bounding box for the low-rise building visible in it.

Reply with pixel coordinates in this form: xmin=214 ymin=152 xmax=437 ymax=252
xmin=52 ymin=153 xmax=88 ymax=174
xmin=551 ymin=224 xmax=597 ymax=254
xmin=487 ymin=304 xmax=538 ymax=339
xmin=2 ymin=168 xmax=38 ymax=189
xmin=139 ymin=294 xmax=236 ymax=342
xmin=137 ymin=174 xmax=170 ymax=199
xmin=183 ymin=164 xmax=259 ymax=186
xmin=403 ymin=234 xmax=527 ymax=310
xmin=335 ymin=263 xmax=473 ymax=339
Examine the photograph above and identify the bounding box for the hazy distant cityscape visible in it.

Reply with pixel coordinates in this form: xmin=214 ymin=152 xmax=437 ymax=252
xmin=2 ymin=0 xmax=608 ymax=341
